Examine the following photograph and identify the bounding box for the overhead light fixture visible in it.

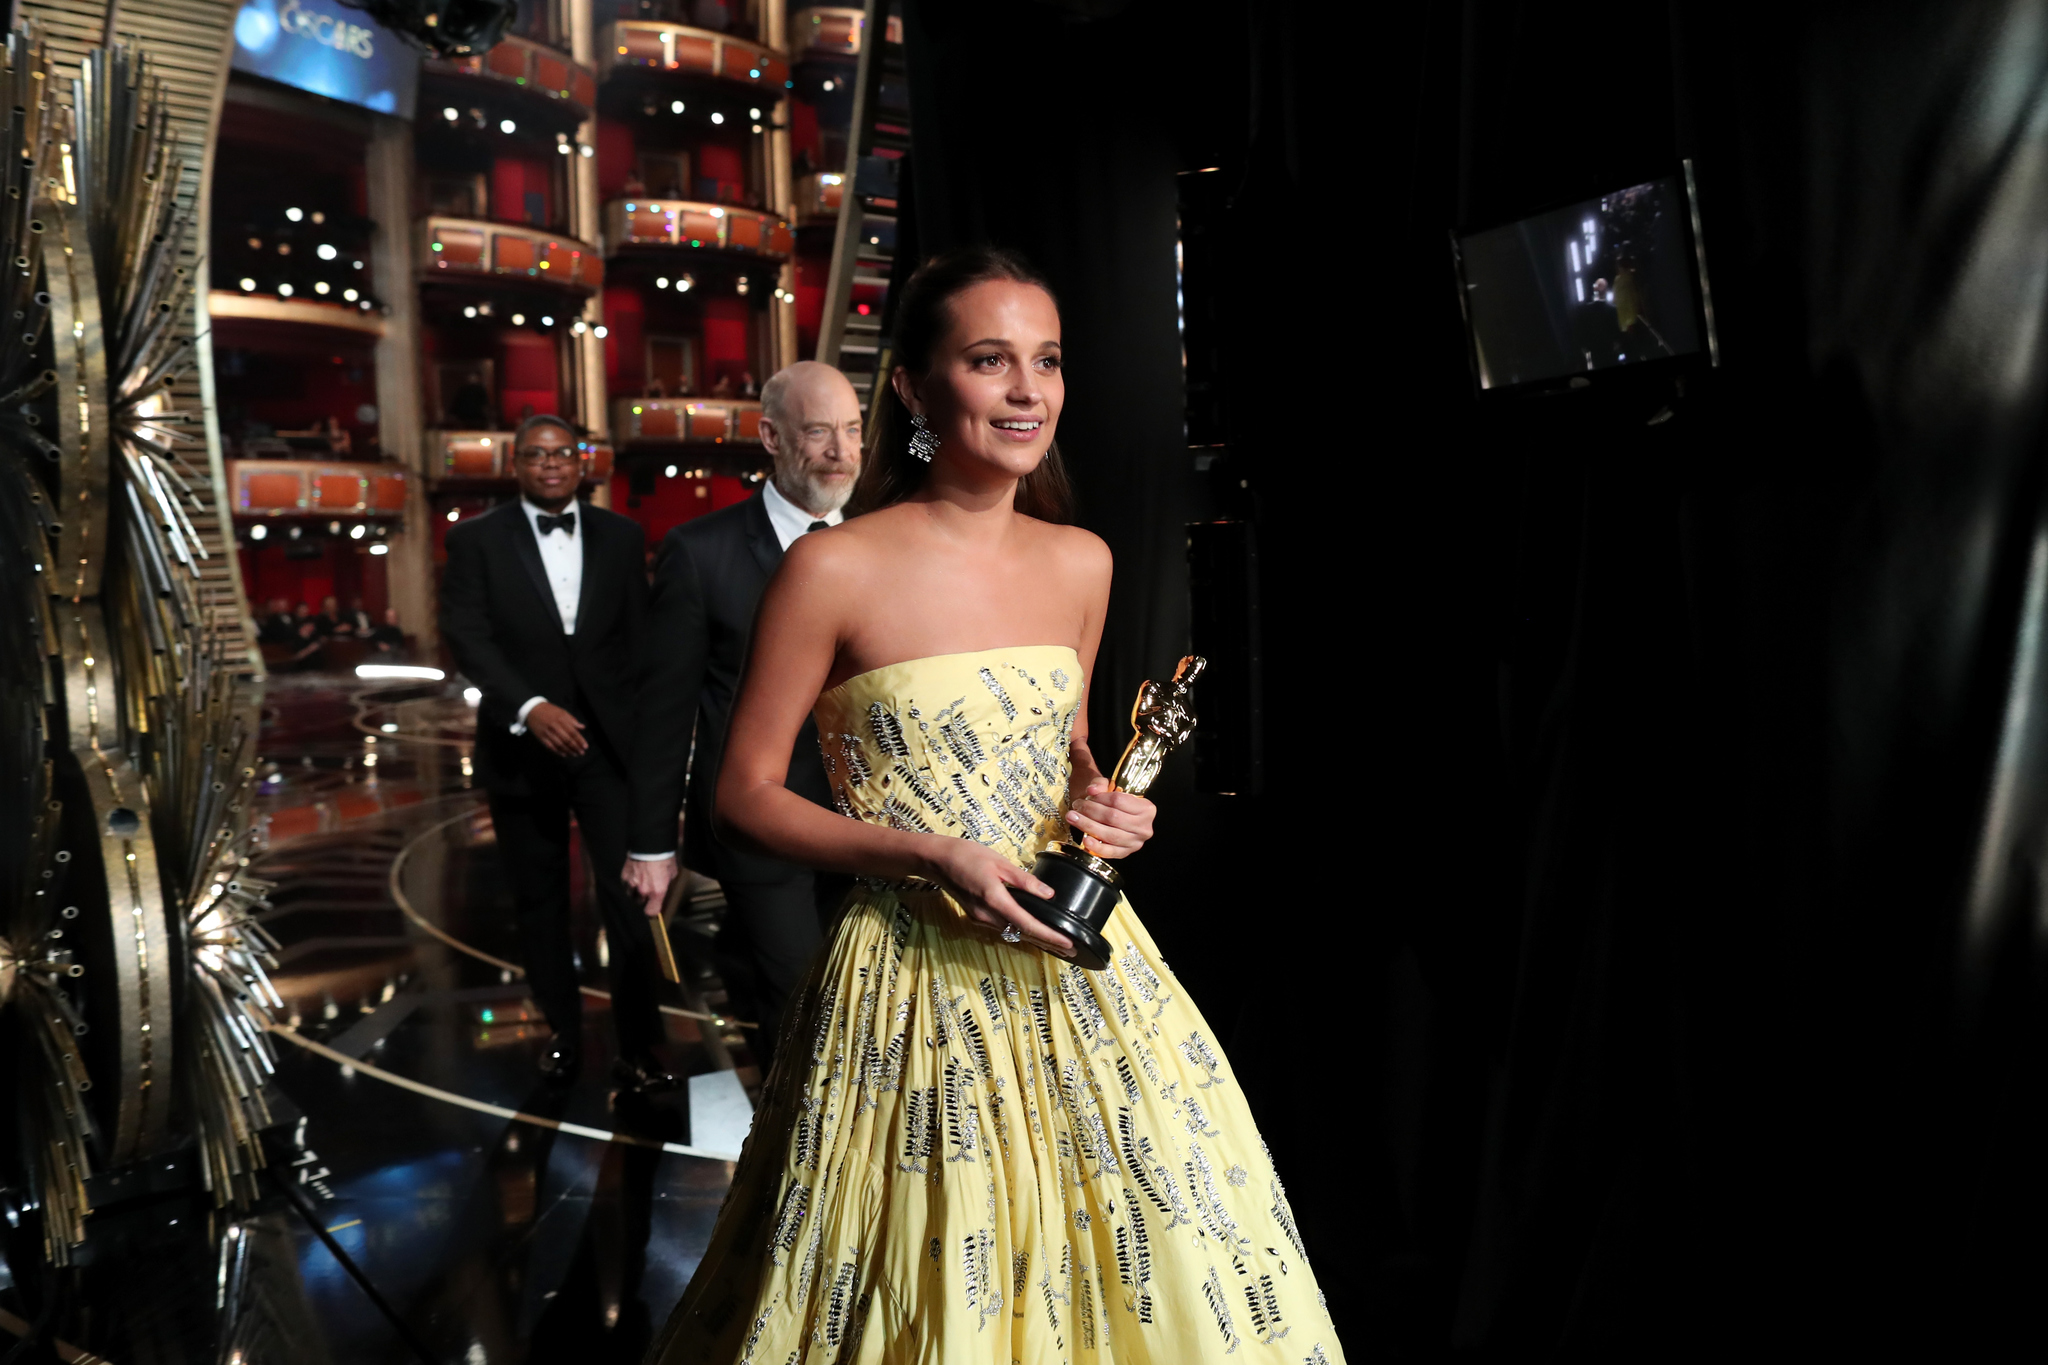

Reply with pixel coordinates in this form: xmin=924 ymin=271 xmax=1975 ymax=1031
xmin=277 ymin=283 xmax=294 ymax=297
xmin=511 ymin=312 xmax=525 ymax=325
xmin=655 ymin=276 xmax=668 ymax=288
xmin=368 ymin=542 xmax=389 ymax=556
xmin=248 ymin=523 xmax=267 ymax=541
xmin=671 ymin=100 xmax=684 ymax=114
xmin=239 ymin=277 xmax=256 ymax=291
xmin=710 ymin=112 xmax=724 ymax=125
xmin=343 ymin=288 xmax=358 ymax=301
xmin=446 ymin=508 xmax=460 ymax=522
xmin=540 ymin=316 xmax=553 ymax=326
xmin=464 ymin=306 xmax=478 ymax=318
xmin=664 ymin=464 xmax=678 ymax=477
xmin=579 ymin=144 xmax=593 ymax=158
xmin=285 ymin=207 xmax=303 ymax=222
xmin=499 ymin=118 xmax=516 ymax=133
xmin=314 ymin=281 xmax=330 ymax=294
xmin=464 ymin=687 xmax=481 ymax=705
xmin=317 ymin=243 xmax=338 ymax=260
xmin=593 ymin=325 xmax=608 ymax=338
xmin=443 ymin=107 xmax=458 ymax=121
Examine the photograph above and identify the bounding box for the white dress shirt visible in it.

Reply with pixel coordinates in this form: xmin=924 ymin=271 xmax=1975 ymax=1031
xmin=512 ymin=497 xmax=583 ymax=733
xmin=761 ymin=475 xmax=843 ymax=550
xmin=627 ymin=481 xmax=840 ymax=859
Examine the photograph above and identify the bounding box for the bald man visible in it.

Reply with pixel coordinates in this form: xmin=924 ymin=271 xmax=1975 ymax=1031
xmin=624 ymin=362 xmax=862 ymax=1067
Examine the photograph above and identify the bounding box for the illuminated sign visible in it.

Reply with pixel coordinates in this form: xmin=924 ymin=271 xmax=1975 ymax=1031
xmin=231 ymin=0 xmax=420 ymax=118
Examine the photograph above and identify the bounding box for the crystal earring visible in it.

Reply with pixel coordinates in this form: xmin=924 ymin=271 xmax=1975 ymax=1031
xmin=908 ymin=412 xmax=940 ymax=463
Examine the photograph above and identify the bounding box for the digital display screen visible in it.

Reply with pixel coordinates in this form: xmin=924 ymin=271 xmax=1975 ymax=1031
xmin=231 ymin=0 xmax=420 ymax=118
xmin=1456 ymin=175 xmax=1707 ymax=390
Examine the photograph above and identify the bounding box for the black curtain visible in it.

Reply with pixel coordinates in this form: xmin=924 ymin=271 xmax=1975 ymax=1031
xmin=905 ymin=0 xmax=2048 ymax=1356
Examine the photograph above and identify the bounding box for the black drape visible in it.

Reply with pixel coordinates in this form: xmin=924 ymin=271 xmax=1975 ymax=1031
xmin=904 ymin=0 xmax=2048 ymax=1355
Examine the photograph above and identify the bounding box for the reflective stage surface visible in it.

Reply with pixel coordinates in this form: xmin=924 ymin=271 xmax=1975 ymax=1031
xmin=0 ymin=676 xmax=748 ymax=1364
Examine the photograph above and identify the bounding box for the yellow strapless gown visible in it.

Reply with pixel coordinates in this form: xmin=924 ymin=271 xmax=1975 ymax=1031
xmin=651 ymin=647 xmax=1345 ymax=1364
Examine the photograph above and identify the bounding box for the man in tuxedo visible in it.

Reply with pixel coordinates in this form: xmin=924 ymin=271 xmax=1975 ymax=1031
xmin=622 ymin=362 xmax=862 ymax=1068
xmin=440 ymin=414 xmax=675 ymax=1092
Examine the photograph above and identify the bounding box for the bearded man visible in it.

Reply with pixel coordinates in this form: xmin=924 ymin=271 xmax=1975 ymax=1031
xmin=623 ymin=361 xmax=862 ymax=1068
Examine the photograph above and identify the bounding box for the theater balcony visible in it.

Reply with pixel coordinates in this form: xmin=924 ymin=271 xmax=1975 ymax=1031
xmin=427 ymin=430 xmax=616 ymax=486
xmin=611 ymin=397 xmax=764 ymax=447
xmin=604 ymin=199 xmax=794 ymax=261
xmin=597 ymin=21 xmax=791 ymax=95
xmin=229 ymin=459 xmax=411 ymax=520
xmin=791 ymin=6 xmax=867 ymax=59
xmin=791 ymin=171 xmax=844 ymax=225
xmin=208 ymin=290 xmax=387 ymax=339
xmin=420 ymin=217 xmax=604 ymax=293
xmin=423 ymin=34 xmax=598 ymax=128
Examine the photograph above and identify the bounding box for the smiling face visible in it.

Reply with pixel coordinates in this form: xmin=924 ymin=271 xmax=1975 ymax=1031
xmin=896 ymin=279 xmax=1063 ymax=486
xmin=512 ymin=420 xmax=582 ymax=509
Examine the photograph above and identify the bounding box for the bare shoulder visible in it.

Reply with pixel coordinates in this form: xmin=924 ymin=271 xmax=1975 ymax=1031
xmin=1031 ymin=518 xmax=1112 ymax=585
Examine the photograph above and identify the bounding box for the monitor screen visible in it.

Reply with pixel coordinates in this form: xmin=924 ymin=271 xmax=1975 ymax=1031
xmin=231 ymin=0 xmax=420 ymax=119
xmin=1455 ymin=174 xmax=1709 ymax=391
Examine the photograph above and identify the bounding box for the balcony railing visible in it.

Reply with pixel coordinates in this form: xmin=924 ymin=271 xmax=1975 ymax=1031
xmin=208 ymin=291 xmax=386 ymax=337
xmin=792 ymin=172 xmax=844 ymax=223
xmin=428 ymin=430 xmax=615 ymax=482
xmin=421 ymin=217 xmax=605 ymax=291
xmin=426 ymin=34 xmax=598 ymax=117
xmin=597 ymin=21 xmax=790 ymax=90
xmin=612 ymin=397 xmax=763 ymax=445
xmin=603 ymin=199 xmax=793 ymax=260
xmin=791 ymin=7 xmax=865 ymax=57
xmin=229 ymin=460 xmax=411 ymax=518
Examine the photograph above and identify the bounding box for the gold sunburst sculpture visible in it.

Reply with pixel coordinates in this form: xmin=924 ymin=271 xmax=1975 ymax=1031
xmin=1 ymin=26 xmax=281 ymax=1263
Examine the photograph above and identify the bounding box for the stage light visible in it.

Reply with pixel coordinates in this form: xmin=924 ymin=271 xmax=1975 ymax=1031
xmin=317 ymin=244 xmax=338 ymax=260
xmin=446 ymin=508 xmax=460 ymax=522
xmin=671 ymin=100 xmax=684 ymax=113
xmin=328 ymin=520 xmax=342 ymax=534
xmin=464 ymin=687 xmax=481 ymax=705
xmin=443 ymin=107 xmax=458 ymax=121
xmin=557 ymin=142 xmax=570 ymax=154
xmin=655 ymin=276 xmax=668 ymax=288
xmin=239 ymin=277 xmax=256 ymax=291
xmin=579 ymin=144 xmax=593 ymax=158
xmin=664 ymin=464 xmax=678 ymax=477
xmin=752 ymin=125 xmax=763 ymax=135
xmin=822 ymin=79 xmax=834 ymax=91
xmin=248 ymin=523 xmax=267 ymax=541
xmin=314 ymin=282 xmax=330 ymax=295
xmin=511 ymin=312 xmax=525 ymax=325
xmin=710 ymin=206 xmax=725 ymax=218
xmin=500 ymin=118 xmax=516 ymax=134
xmin=360 ymin=665 xmax=446 ymax=681
xmin=343 ymin=288 xmax=358 ymax=301
xmin=464 ymin=306 xmax=478 ymax=318
xmin=278 ymin=283 xmax=294 ymax=297
xmin=285 ymin=207 xmax=303 ymax=222
xmin=593 ymin=325 xmax=608 ymax=338
xmin=572 ymin=320 xmax=586 ymax=334
xmin=676 ymin=276 xmax=692 ymax=292
xmin=711 ymin=112 xmax=724 ymax=125
xmin=347 ymin=524 xmax=365 ymax=540
xmin=541 ymin=315 xmax=554 ymax=326
xmin=368 ymin=542 xmax=389 ymax=556
xmin=288 ymin=525 xmax=303 ymax=539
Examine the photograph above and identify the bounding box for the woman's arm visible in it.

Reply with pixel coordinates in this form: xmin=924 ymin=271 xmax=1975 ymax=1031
xmin=1056 ymin=529 xmax=1157 ymax=859
xmin=714 ymin=532 xmax=1075 ymax=954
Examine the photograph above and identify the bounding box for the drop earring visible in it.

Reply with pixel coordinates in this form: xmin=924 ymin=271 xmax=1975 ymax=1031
xmin=908 ymin=412 xmax=940 ymax=463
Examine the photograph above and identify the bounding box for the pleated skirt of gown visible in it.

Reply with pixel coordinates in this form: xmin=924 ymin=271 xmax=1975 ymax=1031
xmin=651 ymin=885 xmax=1347 ymax=1365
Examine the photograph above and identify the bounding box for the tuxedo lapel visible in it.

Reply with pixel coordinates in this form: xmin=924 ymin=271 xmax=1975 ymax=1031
xmin=504 ymin=503 xmax=560 ymax=632
xmin=572 ymin=502 xmax=602 ymax=633
xmin=742 ymin=491 xmax=782 ymax=582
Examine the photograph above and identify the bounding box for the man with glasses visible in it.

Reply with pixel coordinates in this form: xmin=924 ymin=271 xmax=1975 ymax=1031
xmin=441 ymin=413 xmax=675 ymax=1092
xmin=623 ymin=361 xmax=862 ymax=1071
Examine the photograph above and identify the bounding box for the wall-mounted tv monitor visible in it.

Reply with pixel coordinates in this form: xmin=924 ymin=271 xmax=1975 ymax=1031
xmin=1452 ymin=165 xmax=1718 ymax=393
xmin=231 ymin=0 xmax=420 ymax=119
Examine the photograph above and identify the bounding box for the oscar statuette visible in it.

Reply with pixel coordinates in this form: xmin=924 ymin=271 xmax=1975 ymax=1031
xmin=1023 ymin=656 xmax=1206 ymax=970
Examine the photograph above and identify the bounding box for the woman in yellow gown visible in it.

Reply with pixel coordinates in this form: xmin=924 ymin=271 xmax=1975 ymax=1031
xmin=650 ymin=248 xmax=1345 ymax=1365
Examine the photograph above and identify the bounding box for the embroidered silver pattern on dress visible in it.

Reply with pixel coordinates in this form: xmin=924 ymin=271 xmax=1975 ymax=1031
xmin=978 ymin=667 xmax=1019 ymax=720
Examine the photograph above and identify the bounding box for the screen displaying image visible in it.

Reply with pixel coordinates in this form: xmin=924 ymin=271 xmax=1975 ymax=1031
xmin=231 ymin=0 xmax=420 ymax=119
xmin=1457 ymin=175 xmax=1705 ymax=390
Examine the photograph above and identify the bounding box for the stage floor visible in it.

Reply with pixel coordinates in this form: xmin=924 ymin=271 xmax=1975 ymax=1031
xmin=2 ymin=673 xmax=750 ymax=1364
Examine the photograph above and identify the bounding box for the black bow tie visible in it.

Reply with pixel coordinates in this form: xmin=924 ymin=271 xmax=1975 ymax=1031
xmin=537 ymin=511 xmax=575 ymax=536
xmin=807 ymin=520 xmax=830 ymax=533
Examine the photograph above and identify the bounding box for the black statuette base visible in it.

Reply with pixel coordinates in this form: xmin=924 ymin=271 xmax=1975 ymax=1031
xmin=1022 ymin=845 xmax=1118 ymax=971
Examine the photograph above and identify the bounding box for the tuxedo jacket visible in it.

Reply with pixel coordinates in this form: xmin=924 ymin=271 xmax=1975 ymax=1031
xmin=630 ymin=491 xmax=834 ymax=884
xmin=440 ymin=499 xmax=648 ymax=794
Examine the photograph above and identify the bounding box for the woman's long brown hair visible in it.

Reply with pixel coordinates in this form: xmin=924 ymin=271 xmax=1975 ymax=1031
xmin=848 ymin=247 xmax=1075 ymax=524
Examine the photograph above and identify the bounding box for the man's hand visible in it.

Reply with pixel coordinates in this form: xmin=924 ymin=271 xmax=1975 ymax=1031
xmin=622 ymin=854 xmax=678 ymax=917
xmin=527 ymin=701 xmax=588 ymax=757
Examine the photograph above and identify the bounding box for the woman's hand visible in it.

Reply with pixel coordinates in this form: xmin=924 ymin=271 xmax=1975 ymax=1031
xmin=1065 ymin=780 xmax=1156 ymax=860
xmin=922 ymin=836 xmax=1074 ymax=957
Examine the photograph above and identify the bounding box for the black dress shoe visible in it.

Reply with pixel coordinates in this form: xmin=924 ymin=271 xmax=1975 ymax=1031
xmin=611 ymin=1056 xmax=681 ymax=1095
xmin=539 ymin=1040 xmax=581 ymax=1085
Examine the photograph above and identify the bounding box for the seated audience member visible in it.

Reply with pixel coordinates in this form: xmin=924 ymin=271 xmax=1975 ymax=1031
xmin=286 ymin=620 xmax=325 ymax=672
xmin=314 ymin=595 xmax=343 ymax=637
xmin=710 ymin=372 xmax=735 ymax=398
xmin=257 ymin=597 xmax=297 ymax=645
xmin=369 ymin=608 xmax=406 ymax=656
xmin=343 ymin=595 xmax=374 ymax=636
